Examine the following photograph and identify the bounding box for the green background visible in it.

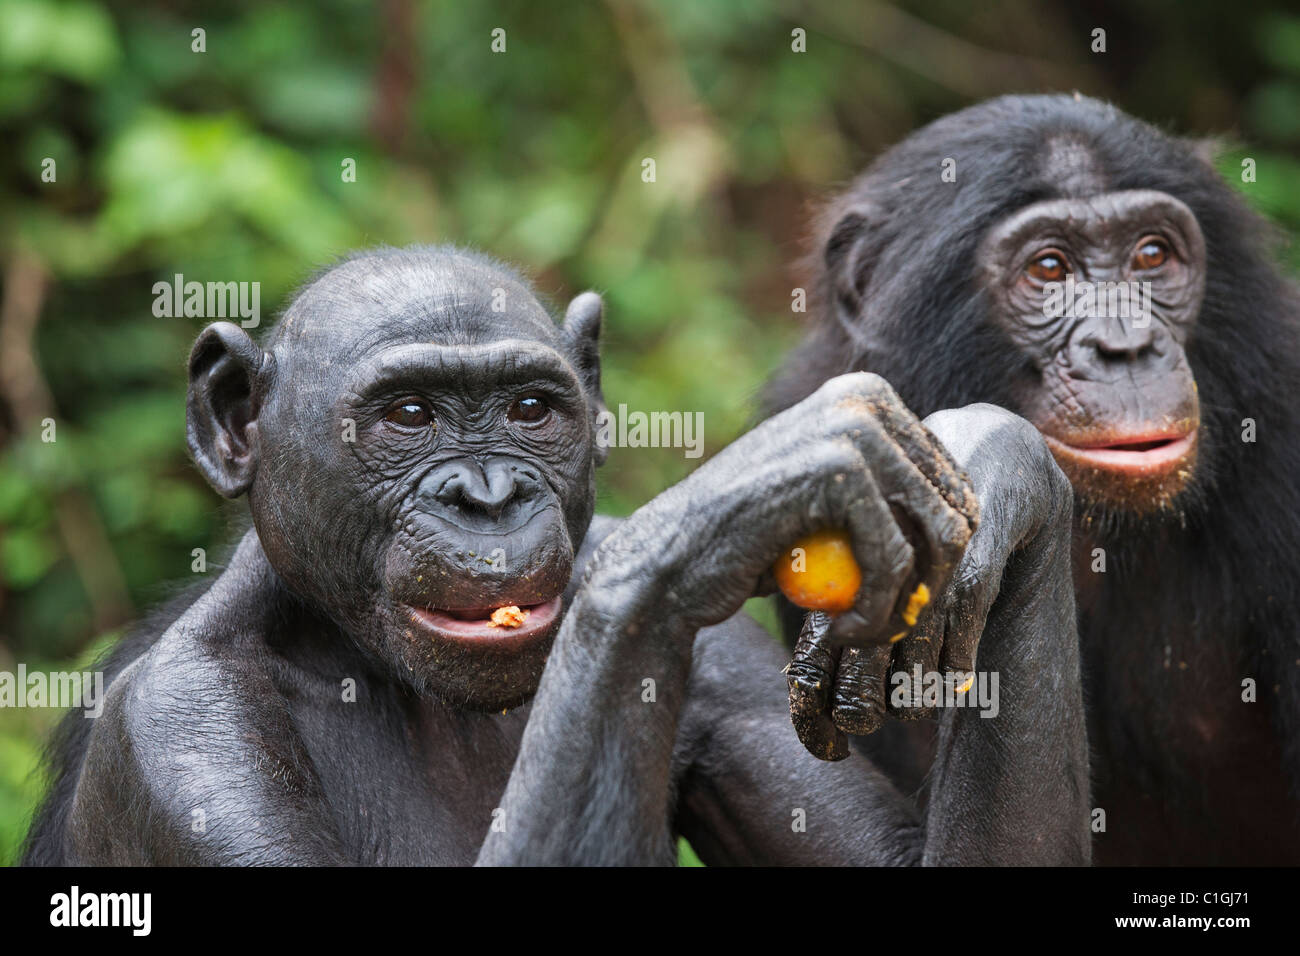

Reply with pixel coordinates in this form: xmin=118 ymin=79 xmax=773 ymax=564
xmin=3 ymin=0 xmax=1300 ymax=865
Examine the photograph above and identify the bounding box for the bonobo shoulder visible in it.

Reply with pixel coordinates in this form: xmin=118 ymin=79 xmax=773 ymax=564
xmin=68 ymin=611 xmax=322 ymax=864
xmin=84 ymin=608 xmax=281 ymax=772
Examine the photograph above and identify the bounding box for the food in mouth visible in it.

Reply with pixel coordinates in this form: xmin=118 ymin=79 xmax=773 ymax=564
xmin=407 ymin=595 xmax=563 ymax=645
xmin=488 ymin=606 xmax=528 ymax=628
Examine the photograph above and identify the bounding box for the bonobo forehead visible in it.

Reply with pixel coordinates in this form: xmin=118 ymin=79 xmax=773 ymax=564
xmin=269 ymin=247 xmax=563 ymax=370
xmin=1040 ymin=135 xmax=1109 ymax=196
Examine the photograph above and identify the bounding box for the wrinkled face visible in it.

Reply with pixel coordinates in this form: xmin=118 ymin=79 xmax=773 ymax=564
xmin=980 ymin=189 xmax=1206 ymax=514
xmin=244 ymin=258 xmax=601 ymax=710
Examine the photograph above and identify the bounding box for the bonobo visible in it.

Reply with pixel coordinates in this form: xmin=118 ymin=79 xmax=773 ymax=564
xmin=25 ymin=245 xmax=1087 ymax=865
xmin=765 ymin=94 xmax=1300 ymax=864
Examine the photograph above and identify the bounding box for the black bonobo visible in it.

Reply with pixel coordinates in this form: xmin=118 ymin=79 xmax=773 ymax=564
xmin=765 ymin=94 xmax=1300 ymax=864
xmin=25 ymin=245 xmax=1087 ymax=865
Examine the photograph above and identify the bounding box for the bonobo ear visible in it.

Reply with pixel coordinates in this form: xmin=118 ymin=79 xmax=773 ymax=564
xmin=823 ymin=207 xmax=877 ymax=315
xmin=561 ymin=292 xmax=609 ymax=466
xmin=186 ymin=322 xmax=272 ymax=498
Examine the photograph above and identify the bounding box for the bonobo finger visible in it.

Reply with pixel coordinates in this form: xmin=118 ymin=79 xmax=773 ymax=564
xmin=887 ymin=601 xmax=945 ymax=720
xmin=830 ymin=643 xmax=894 ymax=735
xmin=820 ymin=373 xmax=979 ymax=529
xmin=817 ymin=405 xmax=975 ymax=643
xmin=831 ymin=385 xmax=980 ymax=640
xmin=938 ymin=592 xmax=988 ymax=693
xmin=866 ymin=390 xmax=981 ymax=530
xmin=786 ymin=611 xmax=848 ymax=761
xmin=830 ymin=444 xmax=969 ymax=646
xmin=937 ymin=532 xmax=1005 ymax=690
xmin=826 ymin=480 xmax=915 ymax=647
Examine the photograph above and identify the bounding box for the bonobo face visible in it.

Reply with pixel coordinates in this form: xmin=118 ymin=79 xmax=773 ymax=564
xmin=186 ymin=248 xmax=605 ymax=710
xmin=979 ymin=189 xmax=1206 ymax=513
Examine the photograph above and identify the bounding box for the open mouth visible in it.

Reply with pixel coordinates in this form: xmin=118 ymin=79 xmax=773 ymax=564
xmin=407 ymin=595 xmax=564 ymax=647
xmin=1044 ymin=430 xmax=1197 ymax=475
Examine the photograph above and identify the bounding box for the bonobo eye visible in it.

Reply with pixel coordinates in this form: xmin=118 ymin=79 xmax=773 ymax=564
xmin=384 ymin=399 xmax=434 ymax=429
xmin=1132 ymin=236 xmax=1170 ymax=271
xmin=1026 ymin=249 xmax=1069 ymax=284
xmin=507 ymin=395 xmax=550 ymax=424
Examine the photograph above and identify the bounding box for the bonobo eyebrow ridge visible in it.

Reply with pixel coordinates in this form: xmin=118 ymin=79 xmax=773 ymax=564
xmin=349 ymin=339 xmax=582 ymax=402
xmin=983 ymin=189 xmax=1202 ymax=265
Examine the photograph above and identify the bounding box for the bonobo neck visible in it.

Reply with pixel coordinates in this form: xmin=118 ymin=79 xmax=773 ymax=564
xmin=219 ymin=528 xmax=291 ymax=601
xmin=209 ymin=529 xmax=341 ymax=651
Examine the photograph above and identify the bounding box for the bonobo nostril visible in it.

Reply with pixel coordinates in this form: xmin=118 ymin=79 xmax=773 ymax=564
xmin=1074 ymin=317 xmax=1160 ymax=366
xmin=420 ymin=456 xmax=538 ymax=521
xmin=1093 ymin=339 xmax=1155 ymax=362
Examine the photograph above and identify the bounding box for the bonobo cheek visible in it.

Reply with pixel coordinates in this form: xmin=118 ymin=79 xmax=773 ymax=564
xmin=248 ymin=485 xmax=382 ymax=618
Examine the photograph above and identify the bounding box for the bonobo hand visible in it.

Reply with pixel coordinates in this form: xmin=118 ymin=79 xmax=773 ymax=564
xmin=586 ymin=374 xmax=979 ymax=735
xmin=788 ymin=402 xmax=1076 ymax=758
xmin=592 ymin=372 xmax=977 ymax=632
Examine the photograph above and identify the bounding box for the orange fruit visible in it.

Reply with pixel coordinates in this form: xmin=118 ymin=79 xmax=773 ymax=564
xmin=774 ymin=529 xmax=862 ymax=614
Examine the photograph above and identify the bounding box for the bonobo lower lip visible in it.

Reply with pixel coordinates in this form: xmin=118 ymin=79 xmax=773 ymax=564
xmin=407 ymin=595 xmax=563 ymax=648
xmin=1044 ymin=430 xmax=1197 ymax=475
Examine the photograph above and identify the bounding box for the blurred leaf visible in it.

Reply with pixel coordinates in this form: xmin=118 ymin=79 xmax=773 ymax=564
xmin=0 ymin=0 xmax=121 ymax=83
xmin=1256 ymin=14 xmax=1300 ymax=76
xmin=1 ymin=527 xmax=60 ymax=587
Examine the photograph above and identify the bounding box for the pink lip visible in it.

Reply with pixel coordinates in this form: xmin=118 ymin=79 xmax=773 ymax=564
xmin=1045 ymin=431 xmax=1197 ymax=475
xmin=407 ymin=595 xmax=563 ymax=648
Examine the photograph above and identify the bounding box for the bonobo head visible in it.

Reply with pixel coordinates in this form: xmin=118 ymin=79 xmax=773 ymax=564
xmin=185 ymin=246 xmax=606 ymax=710
xmin=978 ymin=187 xmax=1204 ymax=512
xmin=767 ymin=94 xmax=1298 ymax=528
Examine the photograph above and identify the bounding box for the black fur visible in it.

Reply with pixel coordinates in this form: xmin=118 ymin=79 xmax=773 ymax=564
xmin=766 ymin=94 xmax=1300 ymax=863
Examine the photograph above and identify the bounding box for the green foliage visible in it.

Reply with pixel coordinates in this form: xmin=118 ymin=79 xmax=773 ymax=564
xmin=2 ymin=0 xmax=1298 ymax=864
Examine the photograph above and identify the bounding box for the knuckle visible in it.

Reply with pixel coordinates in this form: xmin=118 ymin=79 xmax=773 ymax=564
xmin=937 ymin=506 xmax=974 ymax=555
xmin=810 ymin=372 xmax=861 ymax=405
xmin=828 ymin=370 xmax=885 ymax=395
xmin=854 ymin=371 xmax=894 ymax=400
xmin=820 ymin=371 xmax=898 ymax=415
xmin=820 ymin=436 xmax=866 ymax=475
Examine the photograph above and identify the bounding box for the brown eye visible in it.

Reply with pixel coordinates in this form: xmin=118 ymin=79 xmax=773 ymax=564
xmin=508 ymin=395 xmax=550 ymax=423
xmin=1026 ymin=250 xmax=1069 ymax=283
xmin=1133 ymin=236 xmax=1169 ymax=271
xmin=385 ymin=400 xmax=433 ymax=428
